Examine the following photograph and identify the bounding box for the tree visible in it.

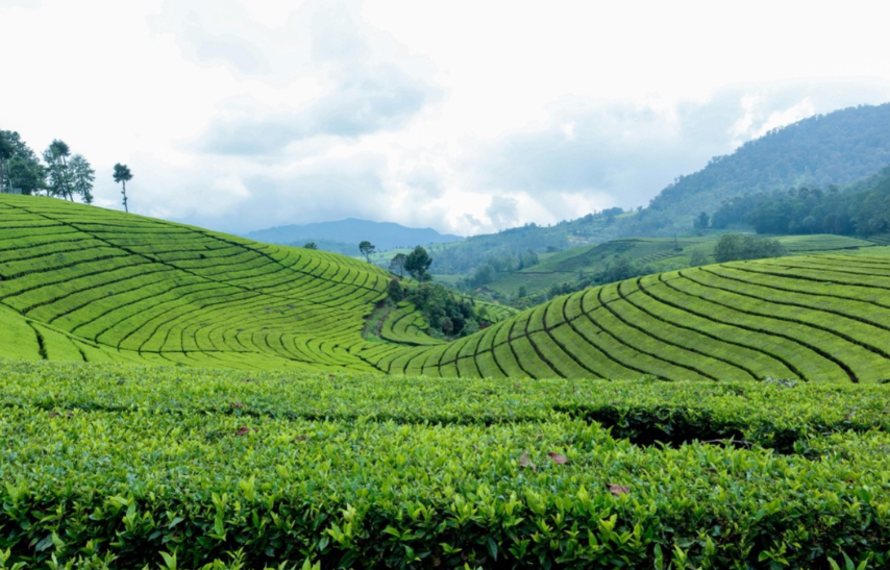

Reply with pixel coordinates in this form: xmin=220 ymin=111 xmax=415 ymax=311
xmin=0 ymin=130 xmax=45 ymax=195
xmin=404 ymin=246 xmax=433 ymax=281
xmin=358 ymin=240 xmax=376 ymax=263
xmin=386 ymin=278 xmax=404 ymax=303
xmin=714 ymin=234 xmax=786 ymax=263
xmin=471 ymin=263 xmax=495 ymax=287
xmin=389 ymin=253 xmax=407 ymax=277
xmin=44 ymin=140 xmax=73 ymax=200
xmin=113 ymin=163 xmax=133 ymax=212
xmin=69 ymin=155 xmax=95 ymax=204
xmin=689 ymin=249 xmax=709 ymax=267
xmin=693 ymin=211 xmax=710 ymax=230
xmin=0 ymin=131 xmax=13 ymax=192
xmin=303 ymin=242 xmax=318 ymax=250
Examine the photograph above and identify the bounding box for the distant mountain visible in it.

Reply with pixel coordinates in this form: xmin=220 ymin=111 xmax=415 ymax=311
xmin=431 ymin=102 xmax=890 ymax=275
xmin=638 ymin=102 xmax=890 ymax=234
xmin=245 ymin=218 xmax=462 ymax=251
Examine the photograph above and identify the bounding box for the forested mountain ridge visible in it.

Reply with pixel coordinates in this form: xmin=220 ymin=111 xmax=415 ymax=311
xmin=416 ymin=104 xmax=890 ymax=277
xmin=638 ymin=103 xmax=890 ymax=234
xmin=710 ymin=163 xmax=890 ymax=236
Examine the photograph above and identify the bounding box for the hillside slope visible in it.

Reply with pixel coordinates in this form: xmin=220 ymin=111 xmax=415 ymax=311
xmin=376 ymin=251 xmax=890 ymax=383
xmin=640 ymin=103 xmax=890 ymax=234
xmin=6 ymin=194 xmax=890 ymax=383
xmin=0 ymin=195 xmax=396 ymax=371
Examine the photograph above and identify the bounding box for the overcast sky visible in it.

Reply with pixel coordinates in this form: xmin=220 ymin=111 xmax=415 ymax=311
xmin=2 ymin=0 xmax=890 ymax=236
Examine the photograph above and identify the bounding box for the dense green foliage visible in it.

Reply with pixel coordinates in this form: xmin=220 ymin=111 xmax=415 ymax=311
xmin=429 ymin=212 xmax=630 ymax=276
xmin=404 ymin=246 xmax=433 ymax=281
xmin=711 ymin=165 xmax=890 ymax=237
xmin=0 ymin=130 xmax=45 ymax=195
xmin=403 ymin=282 xmax=477 ymax=338
xmin=712 ymin=234 xmax=786 ymax=263
xmin=1 ymin=359 xmax=890 ymax=569
xmin=1 ymin=130 xmax=96 ymax=202
xmin=642 ymin=103 xmax=890 ymax=235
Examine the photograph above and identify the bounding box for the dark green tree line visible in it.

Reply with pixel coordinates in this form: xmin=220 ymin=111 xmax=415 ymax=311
xmin=710 ymin=165 xmax=890 ymax=237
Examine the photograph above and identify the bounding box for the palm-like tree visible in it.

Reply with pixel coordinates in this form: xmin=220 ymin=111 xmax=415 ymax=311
xmin=113 ymin=163 xmax=133 ymax=212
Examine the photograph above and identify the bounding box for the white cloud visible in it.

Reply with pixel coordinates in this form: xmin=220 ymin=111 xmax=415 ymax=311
xmin=2 ymin=0 xmax=890 ymax=237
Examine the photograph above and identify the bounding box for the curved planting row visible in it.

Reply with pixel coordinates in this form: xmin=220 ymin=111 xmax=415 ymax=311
xmin=0 ymin=195 xmax=391 ymax=371
xmin=377 ymin=252 xmax=890 ymax=382
xmin=379 ymin=302 xmax=443 ymax=346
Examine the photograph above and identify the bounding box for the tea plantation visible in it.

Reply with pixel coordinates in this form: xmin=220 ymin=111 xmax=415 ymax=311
xmin=2 ymin=360 xmax=890 ymax=568
xmin=384 ymin=254 xmax=890 ymax=383
xmin=0 ymin=194 xmax=395 ymax=371
xmin=4 ymin=194 xmax=890 ymax=568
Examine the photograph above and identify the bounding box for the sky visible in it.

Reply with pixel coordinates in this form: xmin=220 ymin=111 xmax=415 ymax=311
xmin=2 ymin=0 xmax=890 ymax=236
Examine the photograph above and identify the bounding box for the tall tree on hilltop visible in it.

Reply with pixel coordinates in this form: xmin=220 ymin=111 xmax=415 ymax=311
xmin=389 ymin=252 xmax=407 ymax=277
xmin=69 ymin=155 xmax=95 ymax=204
xmin=43 ymin=139 xmax=73 ymax=200
xmin=0 ymin=130 xmax=44 ymax=195
xmin=113 ymin=163 xmax=133 ymax=212
xmin=359 ymin=240 xmax=376 ymax=263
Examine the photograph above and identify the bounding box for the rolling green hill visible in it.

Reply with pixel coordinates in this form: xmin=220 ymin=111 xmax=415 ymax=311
xmin=6 ymin=195 xmax=890 ymax=567
xmin=378 ymin=251 xmax=890 ymax=383
xmin=0 ymin=194 xmax=395 ymax=371
xmin=5 ymin=194 xmax=890 ymax=385
xmin=483 ymin=233 xmax=877 ymax=298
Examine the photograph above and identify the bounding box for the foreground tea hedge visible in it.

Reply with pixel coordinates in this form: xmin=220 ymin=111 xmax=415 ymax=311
xmin=2 ymin=361 xmax=890 ymax=569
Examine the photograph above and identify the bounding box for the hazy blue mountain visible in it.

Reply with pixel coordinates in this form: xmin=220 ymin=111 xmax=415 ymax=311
xmin=245 ymin=218 xmax=463 ymax=251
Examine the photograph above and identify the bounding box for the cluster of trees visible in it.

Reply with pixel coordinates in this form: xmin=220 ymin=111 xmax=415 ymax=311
xmin=387 ymin=278 xmax=478 ymax=338
xmin=710 ymin=165 xmax=890 ymax=236
xmin=383 ymin=246 xmax=477 ymax=338
xmin=0 ymin=133 xmax=94 ymax=201
xmin=388 ymin=246 xmax=433 ymax=281
xmin=460 ymin=249 xmax=540 ymax=289
xmin=0 ymin=129 xmax=133 ymax=209
xmin=713 ymin=234 xmax=786 ymax=263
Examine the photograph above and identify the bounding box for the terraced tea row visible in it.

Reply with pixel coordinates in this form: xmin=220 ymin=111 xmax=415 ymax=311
xmin=0 ymin=195 xmax=391 ymax=371
xmin=7 ymin=194 xmax=890 ymax=381
xmin=378 ymin=252 xmax=890 ymax=382
xmin=1 ymin=359 xmax=889 ymax=569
